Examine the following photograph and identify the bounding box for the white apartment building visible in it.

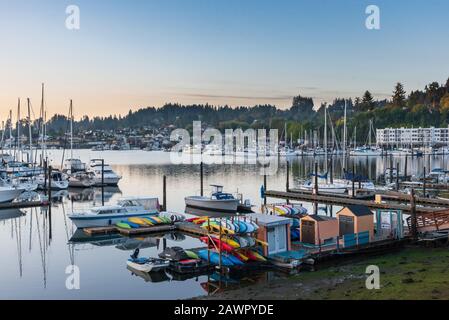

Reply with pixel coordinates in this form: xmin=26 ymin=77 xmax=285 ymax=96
xmin=376 ymin=127 xmax=449 ymax=147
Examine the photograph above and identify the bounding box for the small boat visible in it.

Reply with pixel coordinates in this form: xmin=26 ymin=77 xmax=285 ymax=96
xmin=127 ymin=249 xmax=169 ymax=272
xmin=301 ymin=180 xmax=347 ymax=194
xmin=68 ymin=196 xmax=160 ymax=228
xmin=36 ymin=170 xmax=69 ymax=190
xmin=185 ymin=185 xmax=239 ymax=213
xmin=87 ymin=159 xmax=122 ymax=186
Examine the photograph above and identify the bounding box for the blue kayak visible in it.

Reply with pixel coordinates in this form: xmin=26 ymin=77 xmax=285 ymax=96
xmin=197 ymin=250 xmax=234 ymax=267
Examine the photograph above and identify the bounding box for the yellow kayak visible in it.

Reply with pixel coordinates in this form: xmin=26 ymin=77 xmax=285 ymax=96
xmin=202 ymin=223 xmax=235 ymax=235
xmin=233 ymin=251 xmax=249 ymax=262
xmin=255 ymin=239 xmax=268 ymax=247
xmin=151 ymin=216 xmax=163 ymax=224
xmin=249 ymin=250 xmax=267 ymax=262
xmin=142 ymin=218 xmax=154 ymax=226
xmin=220 ymin=236 xmax=240 ymax=248
xmin=128 ymin=217 xmax=150 ymax=226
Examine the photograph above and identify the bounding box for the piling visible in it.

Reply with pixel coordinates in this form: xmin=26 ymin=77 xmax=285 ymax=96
xmin=404 ymin=155 xmax=408 ymax=181
xmin=162 ymin=175 xmax=167 ymax=211
xmin=47 ymin=165 xmax=52 ymax=201
xmin=99 ymin=159 xmax=105 ymax=205
xmin=410 ymin=189 xmax=417 ymax=239
xmin=200 ymin=161 xmax=204 ymax=197
xmin=351 ymin=163 xmax=355 ymax=198
xmin=314 ymin=162 xmax=318 ymax=195
xmin=396 ymin=162 xmax=400 ymax=191
xmin=389 ymin=155 xmax=393 ymax=184
xmin=329 ymin=157 xmax=333 ymax=184
xmin=423 ymin=166 xmax=427 ymax=198
xmin=263 ymin=174 xmax=267 ymax=205
xmin=286 ymin=161 xmax=290 ymax=192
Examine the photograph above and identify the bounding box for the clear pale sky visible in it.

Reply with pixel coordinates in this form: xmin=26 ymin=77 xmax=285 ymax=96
xmin=1 ymin=0 xmax=448 ymax=119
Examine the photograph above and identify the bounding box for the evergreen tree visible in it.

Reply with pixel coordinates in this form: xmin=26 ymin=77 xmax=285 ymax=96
xmin=392 ymin=82 xmax=406 ymax=107
xmin=362 ymin=91 xmax=374 ymax=111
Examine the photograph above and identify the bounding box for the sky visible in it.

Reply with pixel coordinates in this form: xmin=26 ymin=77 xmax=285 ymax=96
xmin=0 ymin=0 xmax=448 ymax=119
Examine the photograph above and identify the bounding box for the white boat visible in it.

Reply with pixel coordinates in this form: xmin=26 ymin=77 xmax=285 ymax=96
xmin=427 ymin=168 xmax=449 ymax=183
xmin=68 ymin=171 xmax=96 ymax=188
xmin=301 ymin=179 xmax=347 ymax=194
xmin=88 ymin=159 xmax=122 ymax=186
xmin=127 ymin=257 xmax=170 ymax=273
xmin=10 ymin=176 xmax=38 ymax=192
xmin=185 ymin=185 xmax=239 ymax=212
xmin=350 ymin=146 xmax=382 ymax=156
xmin=36 ymin=170 xmax=69 ymax=190
xmin=2 ymin=161 xmax=44 ymax=177
xmin=0 ymin=184 xmax=25 ymax=203
xmin=68 ymin=196 xmax=160 ymax=228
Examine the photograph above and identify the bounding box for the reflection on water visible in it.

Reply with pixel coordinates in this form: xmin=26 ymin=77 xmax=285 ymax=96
xmin=1 ymin=150 xmax=449 ymax=299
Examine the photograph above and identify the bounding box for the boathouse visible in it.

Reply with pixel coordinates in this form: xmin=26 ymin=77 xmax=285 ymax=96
xmin=248 ymin=213 xmax=291 ymax=256
xmin=300 ymin=215 xmax=338 ymax=245
xmin=337 ymin=205 xmax=374 ymax=240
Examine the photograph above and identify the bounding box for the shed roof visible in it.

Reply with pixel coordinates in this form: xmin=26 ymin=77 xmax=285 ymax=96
xmin=339 ymin=205 xmax=373 ymax=217
xmin=304 ymin=215 xmax=337 ymax=222
xmin=247 ymin=213 xmax=291 ymax=227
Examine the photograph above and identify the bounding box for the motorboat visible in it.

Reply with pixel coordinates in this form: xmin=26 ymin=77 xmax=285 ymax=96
xmin=62 ymin=158 xmax=87 ymax=174
xmin=68 ymin=196 xmax=160 ymax=228
xmin=127 ymin=257 xmax=170 ymax=273
xmin=350 ymin=146 xmax=382 ymax=156
xmin=300 ymin=180 xmax=347 ymax=194
xmin=185 ymin=185 xmax=240 ymax=213
xmin=0 ymin=179 xmax=25 ymax=203
xmin=10 ymin=176 xmax=39 ymax=192
xmin=1 ymin=161 xmax=44 ymax=177
xmin=87 ymin=159 xmax=122 ymax=186
xmin=68 ymin=171 xmax=96 ymax=188
xmin=427 ymin=168 xmax=449 ymax=183
xmin=36 ymin=170 xmax=69 ymax=190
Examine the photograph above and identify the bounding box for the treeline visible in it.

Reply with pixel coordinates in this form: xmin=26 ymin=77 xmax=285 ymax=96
xmin=44 ymin=77 xmax=449 ymax=144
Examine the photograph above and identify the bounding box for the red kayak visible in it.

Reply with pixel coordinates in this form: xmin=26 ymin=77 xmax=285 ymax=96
xmin=200 ymin=236 xmax=234 ymax=252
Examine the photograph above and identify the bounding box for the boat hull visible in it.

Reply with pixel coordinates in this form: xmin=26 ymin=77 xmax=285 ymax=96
xmin=68 ymin=211 xmax=157 ymax=228
xmin=0 ymin=188 xmax=24 ymax=203
xmin=185 ymin=196 xmax=239 ymax=212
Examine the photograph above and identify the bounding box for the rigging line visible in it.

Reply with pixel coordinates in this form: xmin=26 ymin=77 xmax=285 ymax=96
xmin=35 ymin=209 xmax=47 ymax=288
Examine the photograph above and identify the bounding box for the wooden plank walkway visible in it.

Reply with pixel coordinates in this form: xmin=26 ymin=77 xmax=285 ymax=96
xmin=0 ymin=200 xmax=50 ymax=210
xmin=264 ymin=190 xmax=439 ymax=213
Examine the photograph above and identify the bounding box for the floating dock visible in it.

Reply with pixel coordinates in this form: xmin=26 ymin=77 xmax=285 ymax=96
xmin=0 ymin=200 xmax=50 ymax=210
xmin=84 ymin=224 xmax=176 ymax=236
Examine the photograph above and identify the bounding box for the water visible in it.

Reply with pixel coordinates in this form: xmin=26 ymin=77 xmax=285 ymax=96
xmin=1 ymin=150 xmax=448 ymax=299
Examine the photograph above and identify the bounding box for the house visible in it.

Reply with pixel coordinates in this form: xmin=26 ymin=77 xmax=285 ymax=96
xmin=337 ymin=205 xmax=374 ymax=240
xmin=247 ymin=213 xmax=291 ymax=256
xmin=300 ymin=215 xmax=338 ymax=245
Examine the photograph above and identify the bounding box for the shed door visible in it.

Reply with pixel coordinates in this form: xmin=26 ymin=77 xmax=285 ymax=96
xmin=339 ymin=215 xmax=354 ymax=236
xmin=301 ymin=220 xmax=315 ymax=244
xmin=267 ymin=225 xmax=287 ymax=255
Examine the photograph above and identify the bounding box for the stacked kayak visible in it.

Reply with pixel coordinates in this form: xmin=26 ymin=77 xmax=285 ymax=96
xmin=196 ymin=217 xmax=267 ymax=267
xmin=116 ymin=215 xmax=172 ymax=229
xmin=273 ymin=204 xmax=307 ymax=216
xmin=159 ymin=211 xmax=185 ymax=223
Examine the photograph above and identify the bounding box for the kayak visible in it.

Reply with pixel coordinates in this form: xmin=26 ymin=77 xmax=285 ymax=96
xmin=233 ymin=251 xmax=249 ymax=262
xmin=116 ymin=222 xmax=132 ymax=229
xmin=245 ymin=249 xmax=266 ymax=262
xmin=200 ymin=236 xmax=234 ymax=252
xmin=124 ymin=221 xmax=140 ymax=228
xmin=128 ymin=217 xmax=150 ymax=226
xmin=142 ymin=218 xmax=154 ymax=226
xmin=185 ymin=250 xmax=199 ymax=260
xmin=197 ymin=249 xmax=234 ymax=266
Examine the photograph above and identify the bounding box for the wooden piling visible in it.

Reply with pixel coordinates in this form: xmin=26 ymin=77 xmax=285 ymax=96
xmin=351 ymin=163 xmax=355 ymax=198
xmin=314 ymin=162 xmax=319 ymax=195
xmin=396 ymin=162 xmax=400 ymax=191
xmin=410 ymin=189 xmax=417 ymax=239
xmin=47 ymin=165 xmax=52 ymax=201
xmin=263 ymin=174 xmax=267 ymax=205
xmin=101 ymin=159 xmax=105 ymax=206
xmin=162 ymin=175 xmax=167 ymax=211
xmin=404 ymin=155 xmax=408 ymax=181
xmin=423 ymin=166 xmax=427 ymax=198
xmin=200 ymin=161 xmax=204 ymax=197
xmin=286 ymin=161 xmax=290 ymax=192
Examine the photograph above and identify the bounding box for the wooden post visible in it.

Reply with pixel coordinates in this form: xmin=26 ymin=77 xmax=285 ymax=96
xmin=200 ymin=161 xmax=204 ymax=197
xmin=389 ymin=155 xmax=393 ymax=184
xmin=314 ymin=162 xmax=318 ymax=195
xmin=423 ymin=166 xmax=426 ymax=198
xmin=396 ymin=162 xmax=400 ymax=191
xmin=162 ymin=175 xmax=167 ymax=211
xmin=286 ymin=161 xmax=290 ymax=192
xmin=43 ymin=158 xmax=48 ymax=195
xmin=329 ymin=157 xmax=333 ymax=184
xmin=352 ymin=163 xmax=355 ymax=198
xmin=404 ymin=155 xmax=408 ymax=181
xmin=47 ymin=165 xmax=52 ymax=202
xmin=263 ymin=174 xmax=267 ymax=205
xmin=101 ymin=159 xmax=105 ymax=206
xmin=410 ymin=189 xmax=417 ymax=239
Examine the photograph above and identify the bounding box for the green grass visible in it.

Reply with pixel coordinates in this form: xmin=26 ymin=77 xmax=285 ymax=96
xmin=302 ymin=247 xmax=449 ymax=300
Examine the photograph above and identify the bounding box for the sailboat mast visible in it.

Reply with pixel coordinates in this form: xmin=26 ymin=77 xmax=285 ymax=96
xmin=324 ymin=104 xmax=328 ymax=170
xmin=70 ymin=100 xmax=73 ymax=159
xmin=9 ymin=110 xmax=12 ymax=155
xmin=27 ymin=98 xmax=33 ymax=164
xmin=343 ymin=100 xmax=347 ymax=155
xmin=17 ymin=98 xmax=21 ymax=161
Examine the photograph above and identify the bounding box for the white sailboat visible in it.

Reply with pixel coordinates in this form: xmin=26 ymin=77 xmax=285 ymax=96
xmin=88 ymin=159 xmax=122 ymax=186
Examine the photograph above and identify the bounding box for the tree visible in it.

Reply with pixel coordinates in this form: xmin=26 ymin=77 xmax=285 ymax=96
xmin=361 ymin=91 xmax=375 ymax=111
xmin=441 ymin=93 xmax=449 ymax=112
xmin=392 ymin=82 xmax=406 ymax=108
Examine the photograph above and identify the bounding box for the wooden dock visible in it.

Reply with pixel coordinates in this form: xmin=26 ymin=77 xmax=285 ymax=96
xmin=84 ymin=224 xmax=176 ymax=236
xmin=264 ymin=189 xmax=440 ymax=214
xmin=175 ymin=222 xmax=208 ymax=236
xmin=0 ymin=200 xmax=50 ymax=210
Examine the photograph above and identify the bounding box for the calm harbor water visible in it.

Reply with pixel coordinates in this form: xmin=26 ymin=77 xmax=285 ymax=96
xmin=1 ymin=150 xmax=448 ymax=299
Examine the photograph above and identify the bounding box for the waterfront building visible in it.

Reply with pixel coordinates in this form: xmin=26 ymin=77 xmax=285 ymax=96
xmin=376 ymin=127 xmax=449 ymax=147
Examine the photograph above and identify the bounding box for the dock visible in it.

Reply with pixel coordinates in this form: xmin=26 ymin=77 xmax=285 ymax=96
xmin=0 ymin=200 xmax=50 ymax=210
xmin=264 ymin=189 xmax=440 ymax=214
xmin=83 ymin=224 xmax=176 ymax=236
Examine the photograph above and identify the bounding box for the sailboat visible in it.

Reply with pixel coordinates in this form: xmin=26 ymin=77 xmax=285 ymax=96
xmin=300 ymin=173 xmax=347 ymax=194
xmin=62 ymin=100 xmax=95 ymax=188
xmin=350 ymin=119 xmax=382 ymax=156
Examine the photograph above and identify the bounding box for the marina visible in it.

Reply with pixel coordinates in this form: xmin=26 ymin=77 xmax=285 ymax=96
xmin=2 ymin=149 xmax=449 ymax=299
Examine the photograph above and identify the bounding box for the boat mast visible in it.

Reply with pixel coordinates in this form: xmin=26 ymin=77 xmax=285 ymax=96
xmin=17 ymin=98 xmax=21 ymax=161
xmin=324 ymin=104 xmax=328 ymax=172
xmin=70 ymin=99 xmax=73 ymax=159
xmin=27 ymin=98 xmax=33 ymax=164
xmin=9 ymin=110 xmax=12 ymax=156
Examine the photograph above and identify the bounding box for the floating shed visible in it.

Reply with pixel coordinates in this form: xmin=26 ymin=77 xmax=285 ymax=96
xmin=300 ymin=215 xmax=338 ymax=245
xmin=337 ymin=205 xmax=374 ymax=240
xmin=248 ymin=213 xmax=291 ymax=256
